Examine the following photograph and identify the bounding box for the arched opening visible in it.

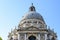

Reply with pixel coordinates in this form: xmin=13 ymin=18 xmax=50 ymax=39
xmin=28 ymin=35 xmax=36 ymax=40
xmin=51 ymin=37 xmax=55 ymax=40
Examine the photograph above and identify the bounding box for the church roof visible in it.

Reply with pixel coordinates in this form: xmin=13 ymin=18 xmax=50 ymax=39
xmin=21 ymin=3 xmax=45 ymax=23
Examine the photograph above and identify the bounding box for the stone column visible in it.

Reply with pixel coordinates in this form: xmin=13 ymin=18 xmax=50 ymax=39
xmin=25 ymin=34 xmax=26 ymax=40
xmin=45 ymin=34 xmax=47 ymax=40
xmin=18 ymin=33 xmax=20 ymax=40
xmin=38 ymin=34 xmax=40 ymax=40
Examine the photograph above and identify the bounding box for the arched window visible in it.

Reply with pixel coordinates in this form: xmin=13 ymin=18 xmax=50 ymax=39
xmin=33 ymin=21 xmax=37 ymax=23
xmin=39 ymin=21 xmax=42 ymax=24
xmin=27 ymin=21 xmax=31 ymax=23
xmin=24 ymin=21 xmax=26 ymax=23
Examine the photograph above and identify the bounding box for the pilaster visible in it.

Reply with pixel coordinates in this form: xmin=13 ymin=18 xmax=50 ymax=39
xmin=18 ymin=33 xmax=20 ymax=40
xmin=45 ymin=34 xmax=47 ymax=40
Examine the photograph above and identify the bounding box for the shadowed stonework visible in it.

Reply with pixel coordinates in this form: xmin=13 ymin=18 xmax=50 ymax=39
xmin=28 ymin=35 xmax=36 ymax=40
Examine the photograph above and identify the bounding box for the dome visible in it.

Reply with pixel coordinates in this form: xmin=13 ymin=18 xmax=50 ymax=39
xmin=23 ymin=12 xmax=44 ymax=21
xmin=21 ymin=3 xmax=45 ymax=23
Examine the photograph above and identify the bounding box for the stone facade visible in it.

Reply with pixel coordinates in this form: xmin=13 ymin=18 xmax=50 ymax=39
xmin=8 ymin=4 xmax=57 ymax=40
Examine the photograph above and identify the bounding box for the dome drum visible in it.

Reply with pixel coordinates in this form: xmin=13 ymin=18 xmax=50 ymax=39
xmin=19 ymin=19 xmax=45 ymax=28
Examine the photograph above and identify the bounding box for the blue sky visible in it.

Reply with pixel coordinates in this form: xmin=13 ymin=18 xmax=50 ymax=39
xmin=0 ymin=0 xmax=60 ymax=40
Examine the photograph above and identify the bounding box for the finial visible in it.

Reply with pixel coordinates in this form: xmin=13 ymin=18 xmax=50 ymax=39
xmin=29 ymin=3 xmax=36 ymax=11
xmin=32 ymin=3 xmax=33 ymax=6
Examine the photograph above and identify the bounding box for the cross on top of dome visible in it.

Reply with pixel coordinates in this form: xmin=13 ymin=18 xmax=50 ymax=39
xmin=29 ymin=3 xmax=36 ymax=11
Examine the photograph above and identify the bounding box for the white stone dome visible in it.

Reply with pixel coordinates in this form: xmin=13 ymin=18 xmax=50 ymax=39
xmin=21 ymin=4 xmax=45 ymax=23
xmin=22 ymin=11 xmax=45 ymax=23
xmin=19 ymin=4 xmax=46 ymax=28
